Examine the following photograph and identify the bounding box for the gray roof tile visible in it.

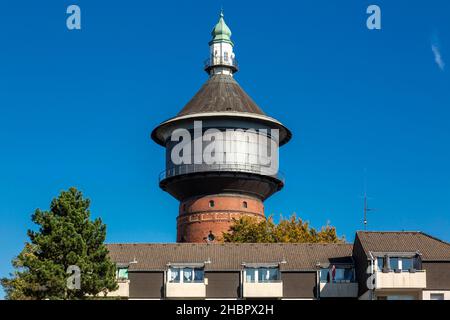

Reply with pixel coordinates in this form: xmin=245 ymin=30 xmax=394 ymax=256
xmin=107 ymin=243 xmax=353 ymax=271
xmin=356 ymin=231 xmax=450 ymax=261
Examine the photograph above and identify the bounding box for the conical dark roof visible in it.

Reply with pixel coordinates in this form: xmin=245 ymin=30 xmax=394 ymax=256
xmin=177 ymin=74 xmax=265 ymax=116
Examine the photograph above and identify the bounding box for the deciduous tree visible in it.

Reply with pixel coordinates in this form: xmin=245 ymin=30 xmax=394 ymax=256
xmin=223 ymin=214 xmax=344 ymax=243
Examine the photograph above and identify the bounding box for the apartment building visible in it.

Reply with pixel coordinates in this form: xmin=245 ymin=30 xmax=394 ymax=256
xmin=354 ymin=231 xmax=450 ymax=300
xmin=106 ymin=231 xmax=450 ymax=300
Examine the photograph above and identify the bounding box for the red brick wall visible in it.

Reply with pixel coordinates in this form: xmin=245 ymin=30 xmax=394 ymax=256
xmin=177 ymin=194 xmax=265 ymax=243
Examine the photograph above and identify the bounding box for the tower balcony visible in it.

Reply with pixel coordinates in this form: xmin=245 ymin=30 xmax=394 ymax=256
xmin=158 ymin=163 xmax=285 ymax=201
xmin=204 ymin=56 xmax=238 ymax=73
xmin=159 ymin=163 xmax=284 ymax=183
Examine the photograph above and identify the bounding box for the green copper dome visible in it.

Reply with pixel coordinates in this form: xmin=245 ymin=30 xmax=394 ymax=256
xmin=209 ymin=11 xmax=233 ymax=46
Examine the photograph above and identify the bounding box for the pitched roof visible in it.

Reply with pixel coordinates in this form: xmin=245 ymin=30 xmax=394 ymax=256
xmin=356 ymin=231 xmax=450 ymax=261
xmin=107 ymin=243 xmax=353 ymax=272
xmin=177 ymin=74 xmax=265 ymax=116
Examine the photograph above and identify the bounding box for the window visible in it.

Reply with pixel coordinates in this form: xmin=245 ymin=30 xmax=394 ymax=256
xmin=401 ymin=258 xmax=413 ymax=271
xmin=183 ymin=268 xmax=193 ymax=282
xmin=430 ymin=293 xmax=444 ymax=300
xmin=320 ymin=269 xmax=329 ymax=283
xmin=243 ymin=201 xmax=248 ymax=208
xmin=320 ymin=267 xmax=354 ymax=283
xmin=390 ymin=257 xmax=399 ymax=270
xmin=386 ymin=295 xmax=415 ymax=300
xmin=169 ymin=268 xmax=181 ymax=283
xmin=168 ymin=267 xmax=204 ymax=283
xmin=377 ymin=257 xmax=384 ymax=271
xmin=245 ymin=267 xmax=280 ymax=283
xmin=224 ymin=51 xmax=229 ymax=61
xmin=194 ymin=269 xmax=204 ymax=282
xmin=377 ymin=256 xmax=417 ymax=272
xmin=209 ymin=200 xmax=215 ymax=208
xmin=207 ymin=232 xmax=215 ymax=242
xmin=245 ymin=268 xmax=257 ymax=283
xmin=258 ymin=267 xmax=279 ymax=282
xmin=117 ymin=267 xmax=128 ymax=280
xmin=342 ymin=268 xmax=354 ymax=282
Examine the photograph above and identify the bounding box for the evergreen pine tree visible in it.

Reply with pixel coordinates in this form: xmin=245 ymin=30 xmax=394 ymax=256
xmin=1 ymin=188 xmax=118 ymax=299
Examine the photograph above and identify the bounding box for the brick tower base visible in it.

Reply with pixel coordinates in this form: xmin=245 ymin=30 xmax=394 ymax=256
xmin=177 ymin=194 xmax=265 ymax=243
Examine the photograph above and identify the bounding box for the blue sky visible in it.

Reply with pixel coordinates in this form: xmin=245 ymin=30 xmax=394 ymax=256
xmin=0 ymin=0 xmax=449 ymax=297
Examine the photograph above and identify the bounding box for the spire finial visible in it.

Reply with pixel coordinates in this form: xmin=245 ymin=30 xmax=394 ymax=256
xmin=220 ymin=7 xmax=224 ymax=18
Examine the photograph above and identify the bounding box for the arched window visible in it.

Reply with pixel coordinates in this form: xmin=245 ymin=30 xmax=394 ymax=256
xmin=209 ymin=200 xmax=215 ymax=208
xmin=243 ymin=201 xmax=248 ymax=208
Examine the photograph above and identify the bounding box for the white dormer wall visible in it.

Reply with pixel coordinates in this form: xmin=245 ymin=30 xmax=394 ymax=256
xmin=209 ymin=42 xmax=235 ymax=76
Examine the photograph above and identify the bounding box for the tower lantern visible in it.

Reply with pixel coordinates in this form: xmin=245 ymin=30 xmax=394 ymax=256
xmin=205 ymin=11 xmax=238 ymax=76
xmin=151 ymin=12 xmax=292 ymax=243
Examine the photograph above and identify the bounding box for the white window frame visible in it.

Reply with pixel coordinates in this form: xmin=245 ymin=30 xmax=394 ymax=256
xmin=167 ymin=267 xmax=204 ymax=284
xmin=244 ymin=267 xmax=280 ymax=283
xmin=375 ymin=256 xmax=416 ymax=272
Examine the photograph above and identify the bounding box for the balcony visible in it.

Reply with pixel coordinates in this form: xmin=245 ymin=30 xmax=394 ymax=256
xmin=204 ymin=56 xmax=238 ymax=72
xmin=374 ymin=270 xmax=426 ymax=289
xmin=243 ymin=281 xmax=283 ymax=298
xmin=165 ymin=281 xmax=207 ymax=299
xmin=105 ymin=280 xmax=130 ymax=298
xmin=159 ymin=163 xmax=284 ymax=183
xmin=319 ymin=282 xmax=358 ymax=298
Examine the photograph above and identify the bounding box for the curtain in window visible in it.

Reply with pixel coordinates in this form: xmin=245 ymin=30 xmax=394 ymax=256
xmin=258 ymin=267 xmax=278 ymax=282
xmin=183 ymin=268 xmax=193 ymax=282
xmin=170 ymin=268 xmax=180 ymax=283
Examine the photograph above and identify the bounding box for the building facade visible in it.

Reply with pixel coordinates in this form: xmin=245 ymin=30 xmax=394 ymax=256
xmin=107 ymin=232 xmax=450 ymax=300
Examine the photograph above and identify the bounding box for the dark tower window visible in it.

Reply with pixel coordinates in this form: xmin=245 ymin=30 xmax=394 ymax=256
xmin=207 ymin=231 xmax=215 ymax=242
xmin=243 ymin=201 xmax=248 ymax=208
xmin=209 ymin=200 xmax=215 ymax=208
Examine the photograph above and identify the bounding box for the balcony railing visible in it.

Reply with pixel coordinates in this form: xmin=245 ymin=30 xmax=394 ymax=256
xmin=319 ymin=282 xmax=359 ymax=298
xmin=204 ymin=56 xmax=238 ymax=71
xmin=242 ymin=281 xmax=283 ymax=298
xmin=374 ymin=270 xmax=427 ymax=289
xmin=105 ymin=280 xmax=130 ymax=298
xmin=159 ymin=163 xmax=284 ymax=183
xmin=166 ymin=282 xmax=207 ymax=299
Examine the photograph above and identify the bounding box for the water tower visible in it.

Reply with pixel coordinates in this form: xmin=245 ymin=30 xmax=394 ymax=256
xmin=151 ymin=12 xmax=291 ymax=242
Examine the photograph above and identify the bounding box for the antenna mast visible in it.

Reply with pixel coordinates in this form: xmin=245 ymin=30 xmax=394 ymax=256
xmin=363 ymin=169 xmax=373 ymax=229
xmin=363 ymin=192 xmax=371 ymax=230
